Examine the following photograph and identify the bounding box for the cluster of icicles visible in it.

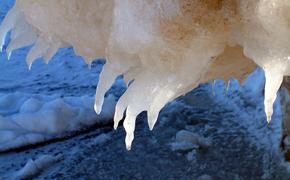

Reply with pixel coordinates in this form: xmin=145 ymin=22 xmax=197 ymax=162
xmin=1 ymin=0 xmax=290 ymax=150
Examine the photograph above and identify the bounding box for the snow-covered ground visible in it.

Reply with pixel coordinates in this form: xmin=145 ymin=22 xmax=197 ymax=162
xmin=0 ymin=0 xmax=289 ymax=179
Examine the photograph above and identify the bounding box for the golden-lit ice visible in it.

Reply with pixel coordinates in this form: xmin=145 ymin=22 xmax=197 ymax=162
xmin=1 ymin=0 xmax=290 ymax=149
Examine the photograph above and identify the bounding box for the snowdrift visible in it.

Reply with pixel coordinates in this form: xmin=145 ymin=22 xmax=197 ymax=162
xmin=1 ymin=0 xmax=290 ymax=149
xmin=0 ymin=92 xmax=116 ymax=152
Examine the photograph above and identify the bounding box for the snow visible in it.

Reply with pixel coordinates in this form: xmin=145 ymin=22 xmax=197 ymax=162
xmin=170 ymin=130 xmax=211 ymax=152
xmin=87 ymin=133 xmax=111 ymax=146
xmin=186 ymin=149 xmax=197 ymax=161
xmin=15 ymin=154 xmax=62 ymax=179
xmin=0 ymin=92 xmax=116 ymax=152
xmin=197 ymin=174 xmax=213 ymax=180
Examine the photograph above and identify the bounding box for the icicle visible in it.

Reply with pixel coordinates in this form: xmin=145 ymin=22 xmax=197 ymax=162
xmin=114 ymin=94 xmax=129 ymax=129
xmin=10 ymin=16 xmax=29 ymax=41
xmin=43 ymin=41 xmax=62 ymax=64
xmin=212 ymin=80 xmax=216 ymax=96
xmin=147 ymin=109 xmax=160 ymax=131
xmin=226 ymin=80 xmax=231 ymax=94
xmin=123 ymin=106 xmax=137 ymax=150
xmin=0 ymin=7 xmax=21 ymax=52
xmin=6 ymin=29 xmax=38 ymax=57
xmin=7 ymin=51 xmax=11 ymax=60
xmin=147 ymin=87 xmax=175 ymax=130
xmin=263 ymin=63 xmax=285 ymax=123
xmin=26 ymin=36 xmax=49 ymax=69
xmin=114 ymin=78 xmax=143 ymax=130
xmin=87 ymin=62 xmax=92 ymax=70
xmin=94 ymin=64 xmax=119 ymax=114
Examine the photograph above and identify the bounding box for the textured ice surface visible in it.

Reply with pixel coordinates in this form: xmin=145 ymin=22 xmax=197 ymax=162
xmin=1 ymin=0 xmax=290 ymax=149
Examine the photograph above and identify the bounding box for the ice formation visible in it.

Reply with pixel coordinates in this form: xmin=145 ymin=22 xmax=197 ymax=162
xmin=1 ymin=0 xmax=290 ymax=150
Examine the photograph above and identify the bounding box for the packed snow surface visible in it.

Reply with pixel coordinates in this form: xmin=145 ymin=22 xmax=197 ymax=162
xmin=15 ymin=154 xmax=62 ymax=179
xmin=1 ymin=0 xmax=290 ymax=149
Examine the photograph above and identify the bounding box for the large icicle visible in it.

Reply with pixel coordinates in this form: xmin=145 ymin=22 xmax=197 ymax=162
xmin=94 ymin=64 xmax=120 ymax=114
xmin=263 ymin=60 xmax=290 ymax=122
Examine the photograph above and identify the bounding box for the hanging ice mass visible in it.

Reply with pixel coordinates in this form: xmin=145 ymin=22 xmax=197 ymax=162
xmin=1 ymin=0 xmax=290 ymax=150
